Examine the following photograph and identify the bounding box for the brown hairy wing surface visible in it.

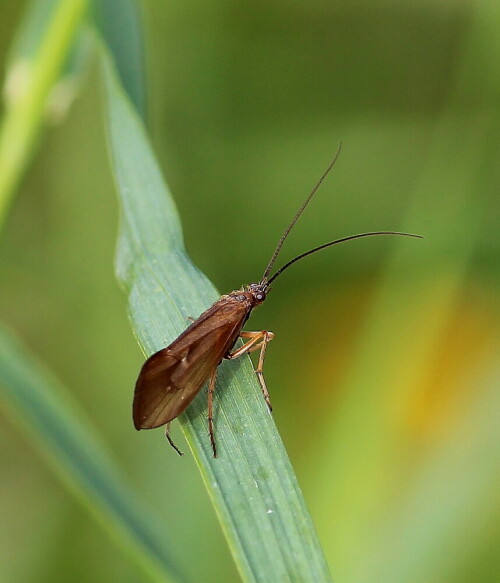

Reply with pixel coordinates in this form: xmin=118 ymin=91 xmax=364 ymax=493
xmin=133 ymin=298 xmax=250 ymax=429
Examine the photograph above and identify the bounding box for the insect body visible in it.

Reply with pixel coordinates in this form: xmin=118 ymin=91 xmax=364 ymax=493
xmin=133 ymin=284 xmax=272 ymax=456
xmin=133 ymin=147 xmax=421 ymax=456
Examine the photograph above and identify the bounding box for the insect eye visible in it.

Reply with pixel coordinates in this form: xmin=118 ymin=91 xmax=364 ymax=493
xmin=256 ymin=292 xmax=266 ymax=302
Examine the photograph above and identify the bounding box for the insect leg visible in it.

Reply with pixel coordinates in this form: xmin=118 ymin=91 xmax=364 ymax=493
xmin=207 ymin=368 xmax=218 ymax=457
xmin=254 ymin=332 xmax=273 ymax=411
xmin=227 ymin=331 xmax=274 ymax=411
xmin=227 ymin=330 xmax=274 ymax=359
xmin=165 ymin=422 xmax=184 ymax=456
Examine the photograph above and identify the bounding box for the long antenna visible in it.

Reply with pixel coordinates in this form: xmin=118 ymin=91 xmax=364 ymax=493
xmin=266 ymin=231 xmax=423 ymax=285
xmin=261 ymin=143 xmax=343 ymax=282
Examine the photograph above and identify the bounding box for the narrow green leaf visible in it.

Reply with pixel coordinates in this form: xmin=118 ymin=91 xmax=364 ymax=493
xmin=0 ymin=0 xmax=88 ymax=230
xmin=93 ymin=0 xmax=147 ymax=120
xmin=6 ymin=0 xmax=63 ymax=63
xmin=101 ymin=52 xmax=333 ymax=583
xmin=0 ymin=324 xmax=186 ymax=583
xmin=6 ymin=0 xmax=90 ymax=85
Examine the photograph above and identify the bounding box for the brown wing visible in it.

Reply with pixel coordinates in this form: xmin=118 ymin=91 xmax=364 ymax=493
xmin=133 ymin=298 xmax=250 ymax=430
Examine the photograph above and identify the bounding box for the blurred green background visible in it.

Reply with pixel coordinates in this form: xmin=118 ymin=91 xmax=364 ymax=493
xmin=0 ymin=1 xmax=499 ymax=582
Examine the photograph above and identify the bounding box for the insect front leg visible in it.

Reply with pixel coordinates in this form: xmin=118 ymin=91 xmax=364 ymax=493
xmin=226 ymin=330 xmax=274 ymax=411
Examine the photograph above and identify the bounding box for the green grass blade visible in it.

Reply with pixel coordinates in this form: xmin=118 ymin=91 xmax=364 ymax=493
xmin=6 ymin=0 xmax=64 ymax=63
xmin=0 ymin=324 xmax=186 ymax=583
xmin=93 ymin=0 xmax=147 ymax=120
xmin=101 ymin=51 xmax=333 ymax=583
xmin=6 ymin=0 xmax=89 ymax=80
xmin=0 ymin=0 xmax=88 ymax=231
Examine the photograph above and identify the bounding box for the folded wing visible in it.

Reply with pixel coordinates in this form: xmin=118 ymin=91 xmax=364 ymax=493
xmin=133 ymin=298 xmax=250 ymax=429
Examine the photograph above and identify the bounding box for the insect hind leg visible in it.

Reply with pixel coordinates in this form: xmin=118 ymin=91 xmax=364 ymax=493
xmin=165 ymin=422 xmax=184 ymax=456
